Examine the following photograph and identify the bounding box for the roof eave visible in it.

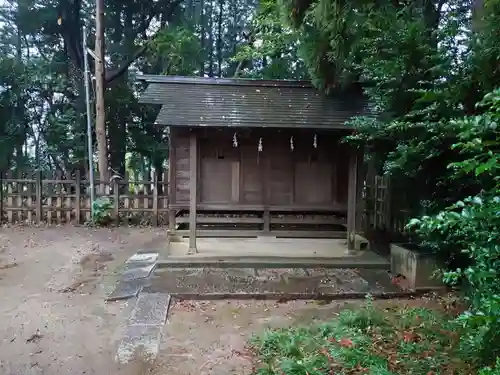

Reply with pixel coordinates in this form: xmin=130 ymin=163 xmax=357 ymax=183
xmin=136 ymin=74 xmax=314 ymax=88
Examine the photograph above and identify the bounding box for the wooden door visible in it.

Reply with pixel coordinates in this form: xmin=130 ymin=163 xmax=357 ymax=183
xmin=240 ymin=145 xmax=263 ymax=204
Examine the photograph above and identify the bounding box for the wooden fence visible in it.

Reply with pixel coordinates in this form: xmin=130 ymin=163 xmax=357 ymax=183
xmin=0 ymin=171 xmax=169 ymax=225
xmin=0 ymin=168 xmax=410 ymax=232
xmin=363 ymin=174 xmax=411 ymax=238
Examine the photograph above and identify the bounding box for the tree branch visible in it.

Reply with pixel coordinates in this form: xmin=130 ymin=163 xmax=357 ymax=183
xmin=105 ymin=45 xmax=148 ymax=84
xmin=105 ymin=0 xmax=183 ymax=84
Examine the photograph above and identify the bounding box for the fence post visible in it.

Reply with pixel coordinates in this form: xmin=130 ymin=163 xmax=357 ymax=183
xmin=113 ymin=178 xmax=120 ymax=224
xmin=75 ymin=170 xmax=81 ymax=224
xmin=0 ymin=170 xmax=3 ymax=224
xmin=384 ymin=177 xmax=392 ymax=232
xmin=152 ymin=171 xmax=158 ymax=226
xmin=36 ymin=170 xmax=42 ymax=224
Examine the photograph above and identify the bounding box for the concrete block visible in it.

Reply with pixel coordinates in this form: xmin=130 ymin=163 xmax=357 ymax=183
xmin=390 ymin=243 xmax=443 ymax=290
xmin=126 ymin=252 xmax=159 ymax=264
xmin=106 ymin=279 xmax=143 ymax=301
xmin=129 ymin=293 xmax=171 ymax=326
xmin=115 ymin=324 xmax=161 ymax=364
xmin=122 ymin=263 xmax=157 ymax=281
xmin=355 ymin=234 xmax=370 ymax=251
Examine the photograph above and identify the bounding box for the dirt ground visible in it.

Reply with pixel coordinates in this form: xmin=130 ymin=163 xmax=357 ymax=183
xmin=0 ymin=225 xmax=446 ymax=375
xmin=151 ymin=297 xmax=447 ymax=375
xmin=0 ymin=226 xmax=166 ymax=375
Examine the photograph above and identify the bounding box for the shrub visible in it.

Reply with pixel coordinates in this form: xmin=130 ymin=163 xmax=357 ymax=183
xmin=407 ymin=89 xmax=500 ymax=367
xmin=90 ymin=197 xmax=114 ymax=226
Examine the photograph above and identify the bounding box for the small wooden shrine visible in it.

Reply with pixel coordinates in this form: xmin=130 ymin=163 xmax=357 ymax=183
xmin=138 ymin=75 xmax=370 ymax=253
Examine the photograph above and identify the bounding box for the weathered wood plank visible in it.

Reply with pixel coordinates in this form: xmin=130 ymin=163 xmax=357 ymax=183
xmin=176 ymin=216 xmax=263 ymax=224
xmin=169 ymin=203 xmax=348 ymax=212
xmin=189 ymin=132 xmax=198 ymax=253
xmin=271 ymin=216 xmax=346 ymax=225
xmin=347 ymin=148 xmax=359 ymax=252
xmin=175 ymin=229 xmax=346 ymax=238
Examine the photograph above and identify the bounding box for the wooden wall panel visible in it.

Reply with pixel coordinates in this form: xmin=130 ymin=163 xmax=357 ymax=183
xmin=200 ymin=159 xmax=233 ymax=203
xmin=334 ymin=144 xmax=350 ymax=204
xmin=267 ymin=145 xmax=293 ymax=205
xmin=170 ymin=127 xmax=352 ymax=208
xmin=240 ymin=145 xmax=263 ymax=204
xmin=199 ymin=132 xmax=239 ymax=204
xmin=294 ymin=162 xmax=333 ymax=204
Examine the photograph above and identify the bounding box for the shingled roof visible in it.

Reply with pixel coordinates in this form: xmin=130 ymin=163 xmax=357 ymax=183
xmin=137 ymin=75 xmax=371 ymax=129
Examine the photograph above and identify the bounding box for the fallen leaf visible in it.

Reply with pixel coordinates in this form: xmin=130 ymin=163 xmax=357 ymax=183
xmin=339 ymin=338 xmax=354 ymax=348
xmin=403 ymin=331 xmax=420 ymax=343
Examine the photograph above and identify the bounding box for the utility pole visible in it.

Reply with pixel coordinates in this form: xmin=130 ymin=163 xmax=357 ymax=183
xmin=82 ymin=25 xmax=96 ymax=218
xmin=94 ymin=0 xmax=107 ymax=193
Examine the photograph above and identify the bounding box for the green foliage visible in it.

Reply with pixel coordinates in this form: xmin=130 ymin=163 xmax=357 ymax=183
xmin=90 ymin=197 xmax=114 ymax=226
xmin=0 ymin=0 xmax=257 ymax=177
xmin=250 ymin=300 xmax=473 ymax=375
xmin=406 ymin=89 xmax=500 ymax=367
xmin=232 ymin=0 xmax=308 ymax=79
xmin=151 ymin=25 xmax=202 ymax=76
xmin=480 ymin=359 xmax=500 ymax=375
xmin=410 ymin=194 xmax=500 ymax=366
xmin=241 ymin=0 xmax=500 ymax=371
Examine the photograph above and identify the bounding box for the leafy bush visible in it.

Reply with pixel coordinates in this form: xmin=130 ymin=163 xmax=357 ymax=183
xmin=90 ymin=197 xmax=114 ymax=226
xmin=410 ymin=196 xmax=500 ymax=366
xmin=480 ymin=359 xmax=500 ymax=375
xmin=407 ymin=89 xmax=500 ymax=367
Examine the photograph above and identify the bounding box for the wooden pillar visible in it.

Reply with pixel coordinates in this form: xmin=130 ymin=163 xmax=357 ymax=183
xmin=168 ymin=127 xmax=177 ymax=236
xmin=356 ymin=149 xmax=365 ymax=233
xmin=188 ymin=131 xmax=198 ymax=253
xmin=262 ymin=156 xmax=270 ymax=235
xmin=347 ymin=147 xmax=359 ymax=252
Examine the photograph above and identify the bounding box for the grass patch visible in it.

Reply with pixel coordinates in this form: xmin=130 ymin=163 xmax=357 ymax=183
xmin=249 ymin=297 xmax=474 ymax=375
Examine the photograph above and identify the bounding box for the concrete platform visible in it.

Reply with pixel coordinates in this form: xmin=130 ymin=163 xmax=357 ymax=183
xmin=161 ymin=238 xmax=389 ymax=269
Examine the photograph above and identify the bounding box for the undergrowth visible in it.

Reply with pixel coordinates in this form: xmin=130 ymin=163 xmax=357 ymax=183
xmin=249 ymin=298 xmax=477 ymax=375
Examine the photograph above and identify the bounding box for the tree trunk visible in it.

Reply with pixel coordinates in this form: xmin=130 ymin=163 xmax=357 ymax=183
xmin=199 ymin=0 xmax=205 ymax=76
xmin=208 ymin=0 xmax=214 ymax=77
xmin=95 ymin=0 xmax=108 ymax=192
xmin=217 ymin=0 xmax=224 ymax=77
xmin=107 ymin=7 xmax=128 ymax=183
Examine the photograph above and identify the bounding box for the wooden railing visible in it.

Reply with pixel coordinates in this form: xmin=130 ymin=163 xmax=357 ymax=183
xmin=0 ymin=171 xmax=169 ymax=225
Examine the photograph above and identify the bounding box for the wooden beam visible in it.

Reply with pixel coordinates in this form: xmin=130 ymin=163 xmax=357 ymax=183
xmin=347 ymin=147 xmax=359 ymax=252
xmin=169 ymin=203 xmax=348 ymax=213
xmin=168 ymin=127 xmax=177 ymax=236
xmin=176 ymin=229 xmax=346 ymax=238
xmin=271 ymin=216 xmax=346 ymax=225
xmin=176 ymin=216 xmax=263 ymax=224
xmin=188 ymin=131 xmax=198 ymax=253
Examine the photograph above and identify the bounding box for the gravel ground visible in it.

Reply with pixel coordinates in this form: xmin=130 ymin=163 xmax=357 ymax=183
xmin=0 ymin=226 xmax=166 ymax=375
xmin=146 ymin=267 xmax=394 ymax=295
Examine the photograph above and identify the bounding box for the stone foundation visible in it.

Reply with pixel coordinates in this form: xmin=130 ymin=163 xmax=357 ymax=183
xmin=390 ymin=243 xmax=443 ymax=290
